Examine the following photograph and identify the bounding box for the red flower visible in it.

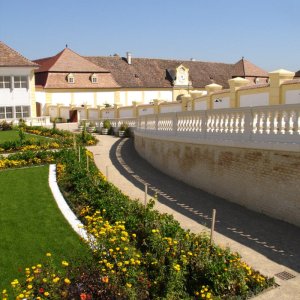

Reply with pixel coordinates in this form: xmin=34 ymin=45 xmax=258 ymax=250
xmin=80 ymin=294 xmax=87 ymax=300
xmin=39 ymin=288 xmax=44 ymax=294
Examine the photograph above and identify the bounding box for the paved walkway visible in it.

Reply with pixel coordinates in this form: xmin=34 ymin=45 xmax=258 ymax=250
xmin=86 ymin=135 xmax=300 ymax=299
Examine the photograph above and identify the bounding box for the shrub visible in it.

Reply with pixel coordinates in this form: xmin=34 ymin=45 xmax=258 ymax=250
xmin=103 ymin=120 xmax=111 ymax=129
xmin=0 ymin=120 xmax=13 ymax=131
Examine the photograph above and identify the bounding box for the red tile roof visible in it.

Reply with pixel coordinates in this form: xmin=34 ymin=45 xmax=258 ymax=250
xmin=232 ymin=58 xmax=268 ymax=77
xmin=0 ymin=41 xmax=38 ymax=67
xmin=41 ymin=72 xmax=120 ymax=89
xmin=34 ymin=48 xmax=107 ymax=73
xmin=86 ymin=56 xmax=236 ymax=89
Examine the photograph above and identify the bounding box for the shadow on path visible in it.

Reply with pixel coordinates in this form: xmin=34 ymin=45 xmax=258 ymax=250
xmin=109 ymin=138 xmax=300 ymax=273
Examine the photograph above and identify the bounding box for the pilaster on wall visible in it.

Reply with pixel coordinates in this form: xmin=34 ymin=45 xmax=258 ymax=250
xmin=269 ymin=69 xmax=295 ymax=105
xmin=114 ymin=104 xmax=120 ymax=118
xmin=181 ymin=94 xmax=192 ymax=111
xmin=29 ymin=70 xmax=37 ymax=117
xmin=205 ymin=83 xmax=223 ymax=109
xmin=114 ymin=90 xmax=121 ymax=105
xmin=228 ymin=77 xmax=250 ymax=108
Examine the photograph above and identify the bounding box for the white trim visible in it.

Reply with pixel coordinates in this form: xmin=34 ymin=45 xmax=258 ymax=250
xmin=48 ymin=164 xmax=90 ymax=242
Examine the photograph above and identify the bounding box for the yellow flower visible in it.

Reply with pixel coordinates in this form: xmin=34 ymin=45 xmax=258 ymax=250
xmin=53 ymin=277 xmax=60 ymax=283
xmin=46 ymin=253 xmax=51 ymax=257
xmin=126 ymin=283 xmax=132 ymax=288
xmin=64 ymin=278 xmax=71 ymax=285
xmin=27 ymin=284 xmax=33 ymax=289
xmin=62 ymin=260 xmax=69 ymax=267
xmin=44 ymin=292 xmax=49 ymax=297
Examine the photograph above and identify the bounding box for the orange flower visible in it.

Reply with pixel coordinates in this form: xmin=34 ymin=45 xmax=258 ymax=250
xmin=101 ymin=276 xmax=109 ymax=283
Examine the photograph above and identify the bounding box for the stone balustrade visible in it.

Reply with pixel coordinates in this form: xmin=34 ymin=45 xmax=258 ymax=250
xmin=135 ymin=104 xmax=300 ymax=151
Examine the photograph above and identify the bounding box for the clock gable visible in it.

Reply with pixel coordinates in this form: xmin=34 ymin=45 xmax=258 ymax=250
xmin=174 ymin=64 xmax=189 ymax=86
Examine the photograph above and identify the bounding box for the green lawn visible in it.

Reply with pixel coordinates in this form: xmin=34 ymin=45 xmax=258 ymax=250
xmin=0 ymin=166 xmax=90 ymax=289
xmin=0 ymin=130 xmax=49 ymax=143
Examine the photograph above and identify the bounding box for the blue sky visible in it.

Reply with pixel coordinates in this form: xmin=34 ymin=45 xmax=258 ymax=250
xmin=0 ymin=0 xmax=299 ymax=71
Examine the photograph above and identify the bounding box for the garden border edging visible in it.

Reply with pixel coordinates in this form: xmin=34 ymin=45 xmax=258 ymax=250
xmin=48 ymin=164 xmax=90 ymax=242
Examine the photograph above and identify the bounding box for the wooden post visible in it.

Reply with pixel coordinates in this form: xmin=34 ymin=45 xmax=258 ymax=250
xmin=144 ymin=183 xmax=148 ymax=206
xmin=73 ymin=134 xmax=76 ymax=150
xmin=78 ymin=146 xmax=81 ymax=162
xmin=86 ymin=154 xmax=89 ymax=172
xmin=210 ymin=209 xmax=216 ymax=244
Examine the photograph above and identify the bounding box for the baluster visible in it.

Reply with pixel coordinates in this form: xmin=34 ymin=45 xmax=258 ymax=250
xmin=219 ymin=114 xmax=223 ymax=133
xmin=281 ymin=111 xmax=289 ymax=135
xmin=265 ymin=112 xmax=271 ymax=134
xmin=289 ymin=110 xmax=296 ymax=135
xmin=235 ymin=113 xmax=240 ymax=134
xmin=269 ymin=110 xmax=276 ymax=135
xmin=215 ymin=115 xmax=220 ymax=133
xmin=229 ymin=114 xmax=234 ymax=133
xmin=224 ymin=114 xmax=229 ymax=133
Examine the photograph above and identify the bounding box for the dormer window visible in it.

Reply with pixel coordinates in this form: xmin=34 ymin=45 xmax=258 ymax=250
xmin=67 ymin=73 xmax=75 ymax=84
xmin=91 ymin=74 xmax=98 ymax=84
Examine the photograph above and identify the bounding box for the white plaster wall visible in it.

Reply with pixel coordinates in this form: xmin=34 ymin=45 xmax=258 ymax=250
xmin=60 ymin=107 xmax=70 ymax=120
xmin=88 ymin=110 xmax=99 ymax=120
xmin=160 ymin=104 xmax=182 ymax=113
xmin=0 ymin=67 xmax=32 ymax=76
xmin=102 ymin=109 xmax=115 ymax=119
xmin=96 ymin=92 xmax=115 ymax=106
xmin=194 ymin=101 xmax=207 ymax=110
xmin=128 ymin=91 xmax=143 ymax=105
xmin=119 ymin=108 xmax=134 ymax=118
xmin=74 ymin=92 xmax=94 ymax=106
xmin=160 ymin=91 xmax=172 ymax=101
xmin=144 ymin=91 xmax=159 ymax=102
xmin=0 ymin=66 xmax=32 ymax=108
xmin=49 ymin=107 xmax=58 ymax=119
xmin=239 ymin=93 xmax=269 ymax=107
xmin=78 ymin=108 xmax=87 ymax=120
xmin=35 ymin=91 xmax=46 ymax=106
xmin=52 ymin=93 xmax=72 ymax=106
xmin=0 ymin=89 xmax=12 ymax=106
xmin=285 ymin=89 xmax=300 ymax=104
xmin=138 ymin=107 xmax=155 ymax=116
xmin=213 ymin=96 xmax=230 ymax=109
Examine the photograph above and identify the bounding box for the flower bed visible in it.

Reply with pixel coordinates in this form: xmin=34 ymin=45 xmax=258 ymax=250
xmin=3 ymin=148 xmax=275 ymax=299
xmin=0 ymin=150 xmax=57 ymax=170
xmin=0 ymin=125 xmax=97 ymax=153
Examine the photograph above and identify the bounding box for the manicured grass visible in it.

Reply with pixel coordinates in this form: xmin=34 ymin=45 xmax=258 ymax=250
xmin=0 ymin=130 xmax=49 ymax=143
xmin=0 ymin=166 xmax=90 ymax=289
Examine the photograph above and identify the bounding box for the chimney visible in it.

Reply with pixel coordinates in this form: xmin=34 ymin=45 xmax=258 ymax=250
xmin=126 ymin=52 xmax=132 ymax=65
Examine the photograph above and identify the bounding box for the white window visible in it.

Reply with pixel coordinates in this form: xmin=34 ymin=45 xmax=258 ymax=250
xmin=0 ymin=106 xmax=13 ymax=119
xmin=91 ymin=74 xmax=98 ymax=83
xmin=15 ymin=106 xmax=30 ymax=118
xmin=67 ymin=73 xmax=75 ymax=84
xmin=0 ymin=76 xmax=11 ymax=88
xmin=14 ymin=76 xmax=28 ymax=88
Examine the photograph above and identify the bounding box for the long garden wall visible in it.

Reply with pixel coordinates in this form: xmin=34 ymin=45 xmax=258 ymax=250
xmin=134 ymin=104 xmax=300 ymax=227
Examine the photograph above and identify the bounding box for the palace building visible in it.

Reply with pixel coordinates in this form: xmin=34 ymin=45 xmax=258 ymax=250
xmin=0 ymin=41 xmax=271 ymax=121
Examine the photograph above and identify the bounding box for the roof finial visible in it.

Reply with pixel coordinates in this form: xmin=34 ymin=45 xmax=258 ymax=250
xmin=242 ymin=56 xmax=244 ymax=59
xmin=66 ymin=44 xmax=68 ymax=48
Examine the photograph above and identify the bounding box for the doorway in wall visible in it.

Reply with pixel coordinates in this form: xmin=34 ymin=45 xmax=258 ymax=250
xmin=69 ymin=110 xmax=78 ymax=122
xmin=36 ymin=102 xmax=42 ymax=117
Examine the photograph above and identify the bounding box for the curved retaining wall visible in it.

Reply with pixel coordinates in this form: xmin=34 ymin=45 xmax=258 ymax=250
xmin=134 ymin=133 xmax=300 ymax=227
